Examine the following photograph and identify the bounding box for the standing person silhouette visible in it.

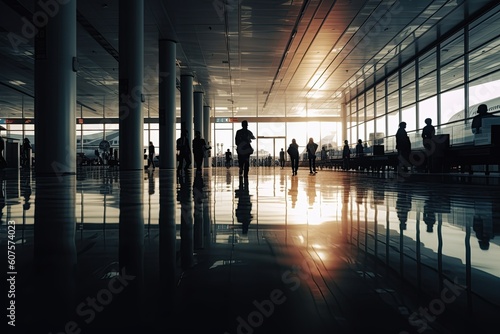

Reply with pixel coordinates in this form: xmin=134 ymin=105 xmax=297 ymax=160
xmin=421 ymin=118 xmax=435 ymax=150
xmin=21 ymin=138 xmax=32 ymax=168
xmin=235 ymin=120 xmax=255 ymax=177
xmin=147 ymin=141 xmax=155 ymax=170
xmin=396 ymin=122 xmax=411 ymax=172
xmin=355 ymin=139 xmax=364 ymax=157
xmin=192 ymin=131 xmax=208 ymax=172
xmin=306 ymin=137 xmax=318 ymax=174
xmin=471 ymin=104 xmax=495 ymax=134
xmin=421 ymin=118 xmax=436 ymax=172
xmin=177 ymin=129 xmax=191 ymax=172
xmin=225 ymin=149 xmax=232 ymax=168
xmin=287 ymin=138 xmax=299 ymax=176
xmin=342 ymin=140 xmax=351 ymax=170
xmin=279 ymin=148 xmax=285 ymax=169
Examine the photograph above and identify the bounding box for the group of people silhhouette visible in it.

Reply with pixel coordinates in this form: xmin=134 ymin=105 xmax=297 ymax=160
xmin=150 ymin=103 xmax=496 ymax=176
xmin=175 ymin=128 xmax=211 ymax=174
xmin=286 ymin=137 xmax=320 ymax=176
xmin=394 ymin=103 xmax=496 ymax=173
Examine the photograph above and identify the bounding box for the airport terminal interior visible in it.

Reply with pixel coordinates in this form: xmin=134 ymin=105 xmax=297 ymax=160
xmin=1 ymin=0 xmax=500 ymax=333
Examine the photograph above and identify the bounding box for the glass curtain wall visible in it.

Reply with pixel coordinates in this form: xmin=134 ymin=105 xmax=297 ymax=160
xmin=346 ymin=5 xmax=500 ymax=150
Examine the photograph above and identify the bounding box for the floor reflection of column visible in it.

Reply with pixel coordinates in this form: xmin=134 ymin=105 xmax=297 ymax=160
xmin=159 ymin=169 xmax=177 ymax=310
xmin=202 ymin=171 xmax=212 ymax=248
xmin=33 ymin=175 xmax=77 ymax=332
xmin=179 ymin=170 xmax=194 ymax=269
xmin=193 ymin=173 xmax=204 ymax=249
xmin=118 ymin=170 xmax=144 ymax=326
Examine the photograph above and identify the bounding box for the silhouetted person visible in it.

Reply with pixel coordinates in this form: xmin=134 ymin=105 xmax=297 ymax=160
xmin=396 ymin=122 xmax=411 ymax=172
xmin=235 ymin=176 xmax=252 ymax=234
xmin=421 ymin=118 xmax=435 ymax=149
xmin=235 ymin=120 xmax=255 ymax=177
xmin=355 ymin=139 xmax=364 ymax=157
xmin=192 ymin=130 xmax=208 ymax=172
xmin=306 ymin=137 xmax=318 ymax=174
xmin=22 ymin=137 xmax=32 ymax=168
xmin=177 ymin=129 xmax=191 ymax=173
xmin=287 ymin=138 xmax=299 ymax=176
xmin=147 ymin=141 xmax=155 ymax=170
xmin=279 ymin=148 xmax=285 ymax=169
xmin=321 ymin=146 xmax=327 ymax=161
xmin=421 ymin=118 xmax=435 ymax=172
xmin=471 ymin=104 xmax=495 ymax=134
xmin=225 ymin=149 xmax=232 ymax=168
xmin=342 ymin=140 xmax=350 ymax=170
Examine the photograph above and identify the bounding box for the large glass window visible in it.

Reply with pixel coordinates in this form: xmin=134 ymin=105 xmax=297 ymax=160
xmin=387 ymin=110 xmax=399 ymax=138
xmin=469 ymin=7 xmax=500 ymax=52
xmin=402 ymin=82 xmax=416 ymax=107
xmin=440 ymin=56 xmax=464 ymax=92
xmin=387 ymin=73 xmax=399 ymax=94
xmin=401 ymin=104 xmax=416 ymax=132
xmin=376 ymin=95 xmax=386 ymax=118
xmin=419 ymin=71 xmax=437 ymax=101
xmin=469 ymin=77 xmax=500 ymax=114
xmin=401 ymin=63 xmax=415 ymax=88
xmin=441 ymin=87 xmax=465 ymax=124
xmin=419 ymin=49 xmax=436 ymax=79
xmin=374 ymin=116 xmax=386 ymax=144
xmin=440 ymin=31 xmax=464 ymax=66
xmin=387 ymin=91 xmax=399 ymax=113
xmin=418 ymin=97 xmax=438 ymax=129
xmin=366 ymin=103 xmax=374 ymax=121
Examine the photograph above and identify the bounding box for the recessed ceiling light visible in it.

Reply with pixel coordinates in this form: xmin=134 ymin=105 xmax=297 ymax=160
xmin=8 ymin=80 xmax=25 ymax=86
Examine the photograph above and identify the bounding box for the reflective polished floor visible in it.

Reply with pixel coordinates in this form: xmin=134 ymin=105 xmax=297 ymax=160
xmin=2 ymin=165 xmax=500 ymax=333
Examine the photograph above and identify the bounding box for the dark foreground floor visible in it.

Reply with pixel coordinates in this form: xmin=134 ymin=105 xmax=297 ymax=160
xmin=2 ymin=166 xmax=500 ymax=333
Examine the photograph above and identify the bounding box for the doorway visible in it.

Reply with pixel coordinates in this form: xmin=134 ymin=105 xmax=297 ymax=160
xmin=255 ymin=136 xmax=286 ymax=167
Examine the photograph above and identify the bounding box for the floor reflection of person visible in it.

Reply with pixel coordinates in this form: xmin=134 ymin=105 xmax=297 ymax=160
xmin=473 ymin=201 xmax=494 ymax=250
xmin=235 ymin=176 xmax=252 ymax=234
xmin=0 ymin=170 xmax=4 ymax=224
xmin=396 ymin=186 xmax=412 ymax=230
xmin=148 ymin=169 xmax=155 ymax=195
xmin=288 ymin=175 xmax=298 ymax=208
xmin=307 ymin=174 xmax=316 ymax=207
xmin=423 ymin=195 xmax=436 ymax=233
xmin=21 ymin=167 xmax=32 ymax=211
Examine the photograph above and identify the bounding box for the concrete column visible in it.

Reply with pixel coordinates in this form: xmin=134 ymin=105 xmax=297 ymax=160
xmin=119 ymin=0 xmax=144 ymax=170
xmin=181 ymin=73 xmax=194 ymax=165
xmin=203 ymin=105 xmax=211 ymax=167
xmin=34 ymin=0 xmax=77 ymax=176
xmin=159 ymin=39 xmax=177 ymax=169
xmin=194 ymin=91 xmax=204 ymax=135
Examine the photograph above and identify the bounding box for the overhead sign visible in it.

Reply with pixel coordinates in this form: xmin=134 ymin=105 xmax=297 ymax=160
xmin=215 ymin=117 xmax=238 ymax=123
